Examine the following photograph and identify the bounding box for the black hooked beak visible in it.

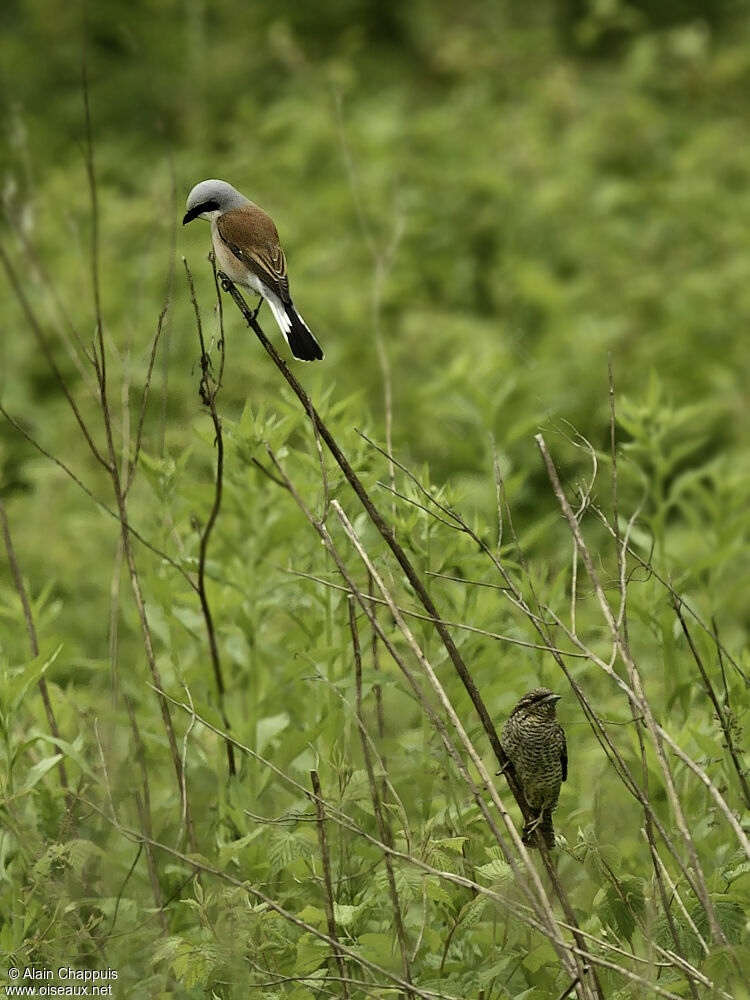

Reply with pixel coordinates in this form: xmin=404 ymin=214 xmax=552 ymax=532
xmin=182 ymin=199 xmax=220 ymax=225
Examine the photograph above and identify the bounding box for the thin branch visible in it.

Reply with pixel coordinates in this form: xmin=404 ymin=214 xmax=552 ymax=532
xmin=309 ymin=770 xmax=351 ymax=998
xmin=0 ymin=497 xmax=70 ymax=800
xmin=375 ymin=480 xmax=467 ymax=531
xmin=368 ymin=572 xmax=386 ymax=747
xmin=535 ymin=432 xmax=730 ymax=945
xmin=183 ymin=257 xmax=235 ymax=777
xmin=125 ymin=302 xmax=169 ymax=494
xmin=0 ymin=244 xmax=110 ymax=471
xmin=82 ymin=60 xmax=104 ymax=385
xmin=673 ymin=601 xmax=750 ymax=810
xmin=0 ymin=405 xmax=197 ymax=591
xmin=125 ymin=694 xmax=168 ymax=934
xmin=286 ymin=567 xmax=588 ymax=657
xmin=349 ymin=600 xmax=413 ymax=992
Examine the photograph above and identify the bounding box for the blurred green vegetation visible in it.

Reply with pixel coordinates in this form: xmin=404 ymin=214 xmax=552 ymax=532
xmin=1 ymin=1 xmax=749 ymax=997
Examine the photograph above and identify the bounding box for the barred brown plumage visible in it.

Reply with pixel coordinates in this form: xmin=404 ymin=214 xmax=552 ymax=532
xmin=500 ymin=687 xmax=567 ymax=849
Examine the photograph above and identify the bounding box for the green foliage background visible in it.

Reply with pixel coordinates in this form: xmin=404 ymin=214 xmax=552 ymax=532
xmin=1 ymin=1 xmax=749 ymax=997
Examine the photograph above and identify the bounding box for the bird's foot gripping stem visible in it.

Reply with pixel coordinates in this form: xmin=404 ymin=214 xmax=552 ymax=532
xmin=522 ymin=811 xmax=555 ymax=849
xmin=219 ymin=276 xmax=234 ymax=294
xmin=522 ymin=810 xmax=544 ymax=837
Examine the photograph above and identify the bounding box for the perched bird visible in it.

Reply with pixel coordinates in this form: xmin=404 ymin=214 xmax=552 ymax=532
xmin=500 ymin=688 xmax=567 ymax=849
xmin=183 ymin=179 xmax=324 ymax=362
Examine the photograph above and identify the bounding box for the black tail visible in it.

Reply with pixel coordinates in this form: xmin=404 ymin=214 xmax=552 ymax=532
xmin=285 ymin=303 xmax=324 ymax=361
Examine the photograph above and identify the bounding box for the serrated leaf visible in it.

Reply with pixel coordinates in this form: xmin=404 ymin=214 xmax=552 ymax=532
xmin=171 ymin=941 xmax=214 ymax=988
xmin=152 ymin=936 xmax=184 ymax=964
xmin=424 ymin=876 xmax=454 ymax=908
xmin=68 ymin=839 xmax=102 ymax=876
xmin=723 ymin=861 xmax=750 ymax=882
xmin=458 ymin=894 xmax=487 ymax=928
xmin=476 ymin=859 xmax=512 ymax=882
xmin=433 ymin=836 xmax=468 ymax=853
xmin=693 ymin=897 xmax=747 ymax=945
xmin=267 ymin=830 xmax=308 ymax=872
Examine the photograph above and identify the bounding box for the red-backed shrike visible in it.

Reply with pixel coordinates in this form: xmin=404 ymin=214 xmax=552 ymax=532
xmin=184 ymin=179 xmax=323 ymax=361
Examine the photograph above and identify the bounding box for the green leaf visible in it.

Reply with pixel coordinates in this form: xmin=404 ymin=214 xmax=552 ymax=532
xmin=433 ymin=836 xmax=468 ymax=853
xmin=333 ymin=902 xmax=359 ymax=928
xmin=424 ymin=876 xmax=454 ymax=908
xmin=171 ymin=941 xmax=214 ymax=988
xmin=458 ymin=894 xmax=487 ymax=928
xmin=476 ymin=859 xmax=513 ymax=883
xmin=523 ymin=941 xmax=558 ymax=973
xmin=21 ymin=754 xmax=63 ymax=793
xmin=601 ymin=877 xmax=645 ymax=943
xmin=256 ymin=711 xmax=290 ymax=752
xmin=296 ymin=905 xmax=325 ymax=926
xmin=295 ymin=932 xmax=329 ymax=975
xmin=1 ymin=643 xmax=62 ymax=717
